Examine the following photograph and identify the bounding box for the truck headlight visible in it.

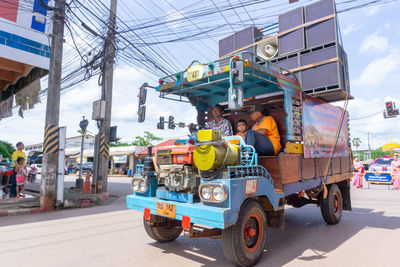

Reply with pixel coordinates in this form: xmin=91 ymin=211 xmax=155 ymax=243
xmin=131 ymin=178 xmax=148 ymax=193
xmin=213 ymin=186 xmax=224 ymax=201
xmin=132 ymin=180 xmax=139 ymax=191
xmin=139 ymin=180 xmax=147 ymax=192
xmin=199 ymin=183 xmax=228 ymax=203
xmin=201 ymin=186 xmax=211 ymax=200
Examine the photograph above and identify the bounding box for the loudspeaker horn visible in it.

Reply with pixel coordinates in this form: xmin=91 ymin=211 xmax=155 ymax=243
xmin=256 ymin=35 xmax=278 ymax=60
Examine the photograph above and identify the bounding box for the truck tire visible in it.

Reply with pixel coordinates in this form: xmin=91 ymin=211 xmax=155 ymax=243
xmin=143 ymin=216 xmax=183 ymax=243
xmin=222 ymin=200 xmax=267 ymax=266
xmin=320 ymin=184 xmax=343 ymax=225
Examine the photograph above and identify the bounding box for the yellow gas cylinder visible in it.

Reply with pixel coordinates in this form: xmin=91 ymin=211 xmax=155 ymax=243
xmin=193 ymin=143 xmax=239 ymax=171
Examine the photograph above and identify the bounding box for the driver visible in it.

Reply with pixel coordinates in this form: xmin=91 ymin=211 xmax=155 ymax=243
xmin=190 ymin=104 xmax=233 ymax=137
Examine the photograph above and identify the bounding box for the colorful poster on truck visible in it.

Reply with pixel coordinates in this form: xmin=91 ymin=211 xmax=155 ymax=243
xmin=302 ymin=95 xmax=350 ymax=158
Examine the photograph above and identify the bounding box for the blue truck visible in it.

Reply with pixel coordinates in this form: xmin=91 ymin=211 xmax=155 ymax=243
xmin=127 ymin=51 xmax=352 ymax=266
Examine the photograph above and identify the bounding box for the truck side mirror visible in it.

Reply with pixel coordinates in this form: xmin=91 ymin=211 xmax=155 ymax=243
xmin=232 ymin=61 xmax=244 ymax=84
xmin=228 ymin=86 xmax=244 ymax=110
xmin=138 ymin=105 xmax=146 ymax=123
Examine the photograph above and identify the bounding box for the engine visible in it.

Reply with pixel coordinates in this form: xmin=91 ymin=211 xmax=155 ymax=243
xmin=156 ymin=145 xmax=198 ymax=193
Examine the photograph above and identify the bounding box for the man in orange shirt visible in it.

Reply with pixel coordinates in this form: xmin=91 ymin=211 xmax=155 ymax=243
xmin=246 ymin=104 xmax=281 ymax=156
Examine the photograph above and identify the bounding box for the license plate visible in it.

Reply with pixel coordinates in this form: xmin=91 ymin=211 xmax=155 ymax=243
xmin=187 ymin=64 xmax=203 ymax=82
xmin=156 ymin=202 xmax=176 ymax=219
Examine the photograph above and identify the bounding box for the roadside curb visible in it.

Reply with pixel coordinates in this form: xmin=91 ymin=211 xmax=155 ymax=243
xmin=0 ymin=207 xmax=54 ymax=217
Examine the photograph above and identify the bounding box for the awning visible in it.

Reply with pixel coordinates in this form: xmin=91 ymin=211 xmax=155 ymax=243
xmin=113 ymin=155 xmax=127 ymax=164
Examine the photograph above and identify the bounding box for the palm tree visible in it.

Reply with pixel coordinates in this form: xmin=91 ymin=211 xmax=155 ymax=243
xmin=352 ymin=137 xmax=362 ymax=151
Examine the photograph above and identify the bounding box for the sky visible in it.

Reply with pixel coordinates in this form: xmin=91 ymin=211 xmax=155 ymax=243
xmin=0 ymin=0 xmax=399 ymax=151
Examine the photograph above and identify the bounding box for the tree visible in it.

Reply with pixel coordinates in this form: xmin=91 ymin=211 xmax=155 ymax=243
xmin=0 ymin=140 xmax=15 ymax=158
xmin=352 ymin=137 xmax=361 ymax=151
xmin=371 ymin=147 xmax=391 ymax=160
xmin=132 ymin=131 xmax=162 ymax=147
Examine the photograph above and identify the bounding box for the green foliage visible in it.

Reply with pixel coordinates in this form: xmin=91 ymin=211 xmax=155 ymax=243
xmin=352 ymin=137 xmax=361 ymax=151
xmin=109 ymin=132 xmax=162 ymax=147
xmin=132 ymin=131 xmax=162 ymax=147
xmin=371 ymin=148 xmax=391 ymax=160
xmin=0 ymin=140 xmax=15 ymax=158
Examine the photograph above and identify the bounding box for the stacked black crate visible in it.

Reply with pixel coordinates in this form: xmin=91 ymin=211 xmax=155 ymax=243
xmin=271 ymin=0 xmax=350 ymax=102
xmin=302 ymin=0 xmax=350 ymax=102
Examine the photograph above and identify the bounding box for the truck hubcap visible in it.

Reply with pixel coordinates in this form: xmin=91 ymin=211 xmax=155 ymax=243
xmin=243 ymin=213 xmax=262 ymax=252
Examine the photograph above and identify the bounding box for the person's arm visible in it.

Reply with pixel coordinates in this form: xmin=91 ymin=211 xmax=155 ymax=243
xmin=255 ymin=128 xmax=268 ymax=135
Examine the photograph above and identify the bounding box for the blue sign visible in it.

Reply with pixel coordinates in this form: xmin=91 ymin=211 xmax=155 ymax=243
xmin=364 ymin=172 xmax=393 ymax=184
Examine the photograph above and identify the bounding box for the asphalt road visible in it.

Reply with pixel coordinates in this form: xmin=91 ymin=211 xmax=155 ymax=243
xmin=1 ymin=179 xmax=399 ymax=267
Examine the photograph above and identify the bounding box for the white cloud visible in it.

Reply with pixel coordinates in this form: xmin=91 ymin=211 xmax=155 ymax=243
xmin=354 ymin=50 xmax=400 ymax=87
xmin=348 ymin=97 xmax=400 ymax=150
xmin=166 ymin=10 xmax=184 ymax=29
xmin=359 ymin=32 xmax=388 ymax=55
xmin=365 ymin=6 xmax=380 ymax=17
xmin=342 ymin=23 xmax=360 ymax=35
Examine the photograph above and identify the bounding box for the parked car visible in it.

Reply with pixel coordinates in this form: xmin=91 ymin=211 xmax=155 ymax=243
xmin=31 ymin=164 xmax=42 ymax=174
xmin=369 ymin=157 xmax=393 ymax=172
xmin=75 ymin=162 xmax=93 ymax=175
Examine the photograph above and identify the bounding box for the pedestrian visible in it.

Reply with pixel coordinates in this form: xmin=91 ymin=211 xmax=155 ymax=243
xmin=352 ymin=155 xmax=363 ymax=189
xmin=391 ymin=154 xmax=400 ymax=190
xmin=10 ymin=142 xmax=26 ymax=197
xmin=15 ymin=157 xmax=27 ymax=198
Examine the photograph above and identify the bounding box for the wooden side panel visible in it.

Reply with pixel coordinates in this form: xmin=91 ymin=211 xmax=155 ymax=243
xmin=341 ymin=156 xmax=351 ymax=173
xmin=258 ymin=156 xmax=283 ymax=190
xmin=327 ymin=172 xmax=352 ymax=184
xmin=302 ymin=158 xmax=315 ymax=179
xmin=316 ymin=158 xmax=332 ymax=177
xmin=332 ymin=157 xmax=341 ymax=174
xmin=279 ymin=154 xmax=301 ymax=184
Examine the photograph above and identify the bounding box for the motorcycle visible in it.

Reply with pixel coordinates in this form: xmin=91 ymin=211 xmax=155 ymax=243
xmin=1 ymin=165 xmax=13 ymax=194
xmin=27 ymin=166 xmax=38 ymax=183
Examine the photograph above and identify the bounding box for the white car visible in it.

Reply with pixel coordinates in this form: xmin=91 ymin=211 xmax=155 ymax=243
xmin=31 ymin=164 xmax=42 ymax=174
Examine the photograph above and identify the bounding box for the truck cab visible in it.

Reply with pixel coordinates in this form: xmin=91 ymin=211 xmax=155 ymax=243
xmin=127 ymin=51 xmax=352 ymax=266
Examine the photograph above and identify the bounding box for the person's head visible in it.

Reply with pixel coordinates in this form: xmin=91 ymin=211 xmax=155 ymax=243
xmin=354 ymin=155 xmax=359 ymax=162
xmin=212 ymin=104 xmax=224 ymax=120
xmin=16 ymin=141 xmax=24 ymax=151
xmin=17 ymin=157 xmax=25 ymax=165
xmin=237 ymin=119 xmax=248 ymax=133
xmin=249 ymin=104 xmax=266 ymax=122
xmin=394 ymin=155 xmax=398 ymax=161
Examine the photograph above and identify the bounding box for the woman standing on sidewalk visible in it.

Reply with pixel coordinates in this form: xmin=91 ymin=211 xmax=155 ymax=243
xmin=391 ymin=154 xmax=400 ymax=190
xmin=352 ymin=155 xmax=364 ymax=189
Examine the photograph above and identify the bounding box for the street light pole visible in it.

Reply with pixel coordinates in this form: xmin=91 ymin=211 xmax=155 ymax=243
xmin=77 ymin=116 xmax=89 ymax=188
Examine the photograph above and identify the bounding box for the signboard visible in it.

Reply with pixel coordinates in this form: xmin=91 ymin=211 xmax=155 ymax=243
xmin=303 ymin=95 xmax=350 ymax=158
xmin=0 ymin=0 xmax=51 ymax=69
xmin=364 ymin=172 xmax=393 ymax=184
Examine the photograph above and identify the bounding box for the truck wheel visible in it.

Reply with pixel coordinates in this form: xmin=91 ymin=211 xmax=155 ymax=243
xmin=222 ymin=200 xmax=267 ymax=266
xmin=320 ymin=184 xmax=343 ymax=225
xmin=143 ymin=216 xmax=183 ymax=243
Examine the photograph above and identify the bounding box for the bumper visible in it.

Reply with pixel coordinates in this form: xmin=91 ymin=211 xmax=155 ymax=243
xmin=126 ymin=194 xmax=234 ymax=229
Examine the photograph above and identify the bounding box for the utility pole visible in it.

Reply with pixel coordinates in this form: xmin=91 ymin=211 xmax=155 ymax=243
xmin=40 ymin=0 xmax=66 ymax=208
xmin=93 ymin=0 xmax=117 ymax=193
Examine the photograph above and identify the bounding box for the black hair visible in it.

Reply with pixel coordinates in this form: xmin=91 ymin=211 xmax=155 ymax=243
xmin=237 ymin=119 xmax=247 ymax=126
xmin=16 ymin=142 xmax=23 ymax=147
xmin=17 ymin=157 xmax=25 ymax=164
xmin=214 ymin=104 xmax=224 ymax=112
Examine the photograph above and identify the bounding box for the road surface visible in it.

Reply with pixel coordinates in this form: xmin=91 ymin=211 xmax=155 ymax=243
xmin=1 ymin=179 xmax=399 ymax=267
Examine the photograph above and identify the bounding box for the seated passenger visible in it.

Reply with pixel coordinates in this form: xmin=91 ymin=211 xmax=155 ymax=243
xmin=245 ymin=104 xmax=281 ymax=156
xmin=236 ymin=119 xmax=248 ymax=140
xmin=189 ymin=104 xmax=233 ymax=137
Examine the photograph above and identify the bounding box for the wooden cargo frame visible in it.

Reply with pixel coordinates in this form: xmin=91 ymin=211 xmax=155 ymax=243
xmin=259 ymin=154 xmax=352 ymax=195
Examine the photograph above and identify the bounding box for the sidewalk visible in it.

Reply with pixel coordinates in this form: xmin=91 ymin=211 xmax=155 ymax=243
xmin=0 ymin=180 xmax=110 ymax=217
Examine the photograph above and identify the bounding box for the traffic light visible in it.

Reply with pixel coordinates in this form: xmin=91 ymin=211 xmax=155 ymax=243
xmin=168 ymin=116 xmax=176 ymax=129
xmin=157 ymin=116 xmax=165 ymax=129
xmin=386 ymin=101 xmax=394 ymax=117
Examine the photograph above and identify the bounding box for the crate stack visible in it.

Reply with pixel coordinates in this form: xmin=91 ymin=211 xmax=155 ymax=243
xmin=270 ymin=0 xmax=350 ymax=102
